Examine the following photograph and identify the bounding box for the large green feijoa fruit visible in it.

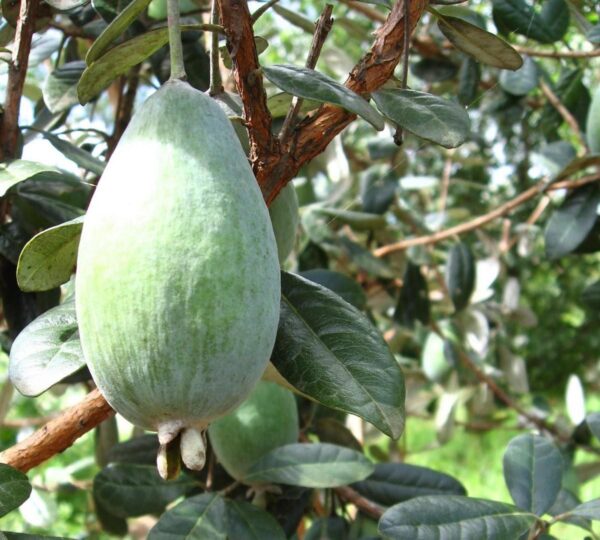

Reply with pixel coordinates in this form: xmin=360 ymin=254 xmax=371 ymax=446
xmin=76 ymin=79 xmax=280 ymax=476
xmin=208 ymin=381 xmax=299 ymax=482
xmin=269 ymin=183 xmax=299 ymax=264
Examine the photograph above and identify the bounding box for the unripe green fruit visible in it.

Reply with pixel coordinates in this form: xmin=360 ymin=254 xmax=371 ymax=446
xmin=269 ymin=183 xmax=299 ymax=264
xmin=208 ymin=381 xmax=299 ymax=481
xmin=76 ymin=80 xmax=280 ymax=474
xmin=587 ymin=86 xmax=600 ymax=154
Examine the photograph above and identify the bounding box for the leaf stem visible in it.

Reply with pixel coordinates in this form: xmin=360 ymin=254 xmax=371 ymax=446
xmin=167 ymin=0 xmax=186 ymax=80
xmin=209 ymin=0 xmax=223 ymax=95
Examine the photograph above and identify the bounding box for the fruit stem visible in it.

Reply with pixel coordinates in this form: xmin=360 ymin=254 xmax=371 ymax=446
xmin=209 ymin=0 xmax=223 ymax=95
xmin=167 ymin=0 xmax=186 ymax=80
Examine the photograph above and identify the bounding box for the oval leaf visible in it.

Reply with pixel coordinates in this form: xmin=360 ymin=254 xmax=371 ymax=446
xmin=0 ymin=160 xmax=59 ymax=197
xmin=314 ymin=207 xmax=387 ymax=231
xmin=224 ymin=499 xmax=286 ymax=540
xmin=17 ymin=216 xmax=84 ymax=292
xmin=262 ymin=65 xmax=384 ymax=130
xmin=379 ymin=496 xmax=536 ymax=539
xmin=42 ymin=61 xmax=85 ymax=113
xmin=272 ymin=272 xmax=405 ymax=439
xmin=569 ymin=499 xmax=600 ymax=521
xmin=437 ymin=14 xmax=523 ymax=70
xmin=41 ymin=133 xmax=105 ymax=176
xmin=446 ymin=243 xmax=475 ymax=312
xmin=499 ymin=56 xmax=538 ymax=96
xmin=299 ymin=269 xmax=367 ymax=310
xmin=394 ymin=262 xmax=430 ymax=328
xmin=587 ymin=412 xmax=600 ymax=440
xmin=0 ymin=464 xmax=31 ymax=518
xmin=372 ymin=89 xmax=470 ymax=148
xmin=502 ymin=433 xmax=563 ymax=516
xmin=243 ymin=443 xmax=374 ymax=488
xmin=9 ymin=300 xmax=85 ymax=397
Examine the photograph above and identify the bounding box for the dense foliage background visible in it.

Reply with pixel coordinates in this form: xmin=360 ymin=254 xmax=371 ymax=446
xmin=1 ymin=0 xmax=600 ymax=538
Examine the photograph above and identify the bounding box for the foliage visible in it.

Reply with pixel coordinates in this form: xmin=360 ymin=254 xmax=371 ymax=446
xmin=1 ymin=0 xmax=600 ymax=538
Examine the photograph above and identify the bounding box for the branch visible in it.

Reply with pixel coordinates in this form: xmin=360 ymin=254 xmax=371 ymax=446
xmin=0 ymin=389 xmax=114 ymax=472
xmin=0 ymin=0 xmax=40 ymax=160
xmin=335 ymin=485 xmax=384 ymax=519
xmin=374 ymin=173 xmax=600 ymax=257
xmin=513 ymin=44 xmax=600 ymax=59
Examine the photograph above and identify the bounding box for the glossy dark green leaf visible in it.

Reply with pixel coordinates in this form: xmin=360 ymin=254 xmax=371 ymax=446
xmin=224 ymin=499 xmax=286 ymax=540
xmin=262 ymin=65 xmax=384 ymax=130
xmin=457 ymin=57 xmax=480 ymax=106
xmin=379 ymin=496 xmax=536 ymax=539
xmin=360 ymin=166 xmax=398 ymax=214
xmin=148 ymin=493 xmax=227 ymax=539
xmin=244 ymin=443 xmax=374 ymax=487
xmin=587 ymin=25 xmax=600 ymax=44
xmin=446 ymin=243 xmax=475 ymax=312
xmin=395 ymin=263 xmax=430 ymax=328
xmin=94 ymin=493 xmax=129 ymax=536
xmin=492 ymin=0 xmax=569 ymax=44
xmin=502 ymin=434 xmax=563 ymax=515
xmin=352 ymin=463 xmax=466 ymax=507
xmin=16 ymin=216 xmax=84 ymax=292
xmin=41 ymin=133 xmax=105 ymax=175
xmin=437 ymin=15 xmax=523 ymax=70
xmin=107 ymin=434 xmax=159 ymax=465
xmin=273 ymin=272 xmax=405 ymax=439
xmin=0 ymin=464 xmax=31 ymax=517
xmin=0 ymin=160 xmax=58 ymax=197
xmin=544 ymin=184 xmax=600 ymax=259
xmin=337 ymin=236 xmax=395 ymax=279
xmin=86 ymin=0 xmax=152 ymax=64
xmin=94 ymin=463 xmax=197 ymax=518
xmin=410 ymin=58 xmax=457 ymax=83
xmin=313 ymin=418 xmax=362 ymax=451
xmin=548 ymin=489 xmax=592 ymax=531
xmin=304 ymin=517 xmax=349 ymax=540
xmin=8 ymin=299 xmax=85 ymax=397
xmin=300 ymin=269 xmax=367 ymax=310
xmin=499 ymin=56 xmax=538 ymax=96
xmin=569 ymin=499 xmax=600 ymax=521
xmin=587 ymin=413 xmax=600 ymax=440
xmin=372 ymin=89 xmax=470 ymax=149
xmin=266 ymin=92 xmax=319 ymax=118
xmin=42 ymin=61 xmax=85 ymax=113
xmin=437 ymin=5 xmax=486 ymax=28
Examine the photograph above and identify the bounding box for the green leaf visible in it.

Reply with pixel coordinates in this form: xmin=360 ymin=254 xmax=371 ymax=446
xmin=569 ymin=499 xmax=600 ymax=521
xmin=349 ymin=0 xmax=391 ymax=8
xmin=304 ymin=517 xmax=349 ymax=540
xmin=544 ymin=184 xmax=600 ymax=259
xmin=378 ymin=496 xmax=536 ymax=539
xmin=446 ymin=243 xmax=476 ymax=312
xmin=502 ymin=434 xmax=563 ymax=516
xmin=491 ymin=0 xmax=569 ymax=44
xmin=8 ymin=299 xmax=85 ymax=397
xmin=17 ymin=216 xmax=84 ymax=292
xmin=93 ymin=463 xmax=197 ymax=518
xmin=314 ymin=207 xmax=387 ymax=231
xmin=499 ymin=56 xmax=538 ymax=96
xmin=436 ymin=15 xmax=523 ymax=70
xmin=457 ymin=57 xmax=480 ymax=106
xmin=587 ymin=87 xmax=600 ymax=155
xmin=372 ymin=89 xmax=470 ymax=149
xmin=587 ymin=412 xmax=600 ymax=440
xmin=86 ymin=0 xmax=152 ymax=64
xmin=106 ymin=434 xmax=159 ymax=466
xmin=44 ymin=0 xmax=88 ymax=12
xmin=42 ymin=61 xmax=85 ymax=113
xmin=548 ymin=489 xmax=592 ymax=531
xmin=554 ymin=155 xmax=600 ymax=181
xmin=0 ymin=464 xmax=31 ymax=518
xmin=224 ymin=499 xmax=286 ymax=540
xmin=0 ymin=160 xmax=59 ymax=197
xmin=262 ymin=65 xmax=385 ymax=130
xmin=148 ymin=493 xmax=227 ymax=539
xmin=272 ymin=272 xmax=405 ymax=439
xmin=299 ymin=269 xmax=367 ymax=310
xmin=272 ymin=4 xmax=314 ymax=33
xmin=421 ymin=330 xmax=454 ymax=383
xmin=41 ymin=133 xmax=105 ymax=176
xmin=243 ymin=443 xmax=374 ymax=487
xmin=352 ymin=463 xmax=466 ymax=507
xmin=395 ymin=263 xmax=430 ymax=328
xmin=1 ymin=534 xmax=74 ymax=539
xmin=587 ymin=25 xmax=600 ymax=44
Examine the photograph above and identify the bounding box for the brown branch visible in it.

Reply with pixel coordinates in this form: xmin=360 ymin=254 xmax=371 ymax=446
xmin=513 ymin=44 xmax=600 ymax=59
xmin=539 ymin=80 xmax=587 ymax=155
xmin=335 ymin=485 xmax=384 ymax=519
xmin=107 ymin=65 xmax=141 ymax=158
xmin=374 ymin=173 xmax=600 ymax=257
xmin=0 ymin=389 xmax=114 ymax=472
xmin=0 ymin=0 xmax=40 ymax=160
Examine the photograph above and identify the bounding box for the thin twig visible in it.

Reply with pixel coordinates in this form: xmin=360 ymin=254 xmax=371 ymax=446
xmin=209 ymin=0 xmax=224 ymax=95
xmin=279 ymin=4 xmax=334 ymax=144
xmin=374 ymin=173 xmax=600 ymax=257
xmin=514 ymin=44 xmax=600 ymax=59
xmin=439 ymin=150 xmax=454 ymax=212
xmin=251 ymin=0 xmax=280 ymax=24
xmin=334 ymin=485 xmax=384 ymax=519
xmin=0 ymin=0 xmax=40 ymax=160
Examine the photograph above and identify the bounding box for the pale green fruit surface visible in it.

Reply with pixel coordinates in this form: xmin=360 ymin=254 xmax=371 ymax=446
xmin=587 ymin=86 xmax=600 ymax=154
xmin=76 ymin=80 xmax=280 ymax=436
xmin=269 ymin=183 xmax=299 ymax=264
xmin=208 ymin=381 xmax=299 ymax=481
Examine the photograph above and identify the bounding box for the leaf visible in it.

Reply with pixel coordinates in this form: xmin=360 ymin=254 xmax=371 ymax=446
xmin=499 ymin=56 xmax=538 ymax=96
xmin=587 ymin=24 xmax=600 ymax=44
xmin=243 ymin=443 xmax=374 ymax=487
xmin=502 ymin=433 xmax=563 ymax=516
xmin=44 ymin=0 xmax=89 ymax=12
xmin=378 ymin=496 xmax=536 ymax=539
xmin=544 ymin=184 xmax=600 ymax=259
xmin=148 ymin=493 xmax=227 ymax=539
xmin=16 ymin=216 xmax=84 ymax=292
xmin=394 ymin=263 xmax=430 ymax=328
xmin=0 ymin=464 xmax=31 ymax=518
xmin=421 ymin=330 xmax=453 ymax=383
xmin=224 ymin=499 xmax=286 ymax=540
xmin=587 ymin=412 xmax=600 ymax=440
xmin=314 ymin=207 xmax=387 ymax=231
xmin=304 ymin=517 xmax=349 ymax=540
xmin=437 ymin=14 xmax=523 ymax=70
xmin=492 ymin=0 xmax=569 ymax=44
xmin=548 ymin=489 xmax=592 ymax=531
xmin=446 ymin=243 xmax=475 ymax=312
xmin=106 ymin=434 xmax=159 ymax=465
xmin=1 ymin=534 xmax=73 ymax=539
xmin=352 ymin=463 xmax=466 ymax=507
xmin=569 ymin=499 xmax=600 ymax=521
xmin=41 ymin=133 xmax=105 ymax=176
xmin=372 ymin=89 xmax=470 ymax=149
xmin=299 ymin=269 xmax=367 ymax=310
xmin=42 ymin=61 xmax=85 ymax=113
xmin=8 ymin=300 xmax=85 ymax=397
xmin=93 ymin=463 xmax=197 ymax=518
xmin=565 ymin=374 xmax=586 ymax=425
xmin=262 ymin=65 xmax=384 ymax=130
xmin=272 ymin=272 xmax=405 ymax=439
xmin=0 ymin=160 xmax=58 ymax=197
xmin=86 ymin=0 xmax=152 ymax=64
